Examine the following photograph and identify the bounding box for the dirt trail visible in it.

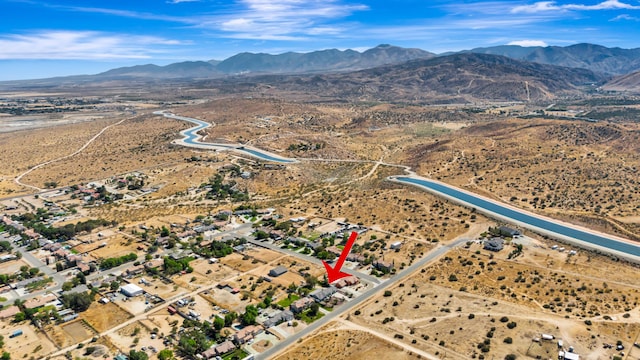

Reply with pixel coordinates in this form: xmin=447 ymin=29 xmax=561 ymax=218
xmin=14 ymin=115 xmax=134 ymax=191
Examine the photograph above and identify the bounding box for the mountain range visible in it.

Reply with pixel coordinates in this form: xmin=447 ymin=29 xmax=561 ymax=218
xmin=92 ymin=42 xmax=640 ymax=81
xmin=2 ymin=43 xmax=640 ymax=96
xmin=97 ymin=44 xmax=434 ymax=79
xmin=229 ymin=53 xmax=605 ymax=103
xmin=458 ymin=43 xmax=640 ymax=76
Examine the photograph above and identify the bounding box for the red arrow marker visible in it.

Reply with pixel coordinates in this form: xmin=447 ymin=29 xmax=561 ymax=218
xmin=322 ymin=231 xmax=358 ymax=283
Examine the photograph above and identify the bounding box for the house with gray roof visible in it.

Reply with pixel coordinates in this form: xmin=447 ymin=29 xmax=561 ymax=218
xmin=310 ymin=286 xmax=337 ymax=302
xmin=484 ymin=237 xmax=505 ymax=252
xmin=263 ymin=310 xmax=294 ymax=328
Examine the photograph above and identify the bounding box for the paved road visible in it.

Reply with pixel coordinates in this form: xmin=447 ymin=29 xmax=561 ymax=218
xmin=247 ymin=238 xmax=381 ymax=286
xmin=49 ymin=236 xmax=290 ymax=357
xmin=257 ymin=238 xmax=467 ymax=360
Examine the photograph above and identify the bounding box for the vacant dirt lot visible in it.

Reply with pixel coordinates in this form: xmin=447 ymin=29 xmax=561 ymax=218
xmin=347 ymin=238 xmax=640 ymax=360
xmin=82 ymin=301 xmax=132 ymax=332
xmin=0 ymin=320 xmax=56 ymax=359
xmin=275 ymin=328 xmax=421 ymax=360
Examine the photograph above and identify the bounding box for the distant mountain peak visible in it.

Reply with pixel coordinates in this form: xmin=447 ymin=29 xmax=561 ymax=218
xmin=463 ymin=43 xmax=640 ymax=75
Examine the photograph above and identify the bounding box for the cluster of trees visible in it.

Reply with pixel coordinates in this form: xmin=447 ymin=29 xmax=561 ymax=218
xmin=508 ymin=244 xmax=524 ymax=259
xmin=128 ymin=350 xmax=148 ymax=360
xmin=100 ymin=253 xmax=137 ymax=270
xmin=287 ymin=142 xmax=325 ymax=152
xmin=163 ymin=256 xmax=193 ymax=276
xmin=176 ymin=313 xmax=234 ymax=357
xmin=61 ymin=271 xmax=87 ymax=291
xmin=61 ymin=291 xmax=93 ymax=312
xmin=114 ymin=176 xmax=145 ymax=191
xmin=192 ymin=238 xmax=241 ymax=259
xmin=241 ymin=305 xmax=259 ymax=326
xmin=0 ymin=265 xmax=40 ymax=285
xmin=203 ymin=174 xmax=249 ymax=202
xmin=15 ymin=213 xmax=115 ymax=241
xmin=44 ymin=181 xmax=58 ymax=189
xmin=0 ymin=240 xmax=12 ymax=252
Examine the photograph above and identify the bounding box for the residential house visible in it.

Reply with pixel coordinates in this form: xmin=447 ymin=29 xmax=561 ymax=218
xmin=144 ymin=259 xmax=164 ymax=270
xmin=346 ymin=253 xmax=365 ymax=263
xmin=65 ymin=254 xmax=81 ymax=265
xmin=24 ymin=229 xmax=40 ymax=239
xmin=484 ymin=238 xmax=504 ymax=252
xmin=269 ymin=230 xmax=285 ymax=240
xmin=306 ymin=241 xmax=323 ymax=251
xmin=215 ymin=340 xmax=236 ymax=356
xmin=53 ymin=248 xmax=69 ymax=259
xmin=125 ymin=265 xmax=145 ymax=277
xmin=24 ymin=294 xmax=57 ymax=310
xmin=334 ymin=275 xmax=359 ymax=289
xmin=373 ymin=260 xmax=394 ymax=273
xmin=290 ymin=297 xmax=315 ymax=313
xmin=310 ymin=286 xmax=337 ymax=302
xmin=11 ymin=276 xmax=45 ymax=290
xmin=263 ymin=310 xmax=294 ymax=328
xmin=176 ymin=230 xmax=197 ymax=241
xmin=233 ymin=325 xmax=262 ymax=344
xmin=326 ymin=246 xmax=342 ymax=257
xmin=201 ymin=347 xmax=217 ymax=360
xmin=77 ymin=261 xmax=91 ymax=274
xmin=0 ymin=306 xmax=20 ymax=319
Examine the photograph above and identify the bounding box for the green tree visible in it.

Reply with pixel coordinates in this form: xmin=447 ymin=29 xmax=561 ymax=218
xmin=161 ymin=226 xmax=170 ymax=237
xmin=110 ymin=281 xmax=120 ymax=291
xmin=1 ymin=352 xmax=9 ymax=360
xmin=158 ymin=349 xmax=174 ymax=360
xmin=304 ymin=275 xmax=317 ymax=289
xmin=309 ymin=302 xmax=320 ymax=317
xmin=0 ymin=241 xmax=11 ymax=252
xmin=241 ymin=305 xmax=259 ymax=326
xmin=76 ymin=271 xmax=86 ymax=284
xmin=61 ymin=291 xmax=93 ymax=312
xmin=13 ymin=312 xmax=25 ymax=322
xmin=213 ymin=316 xmax=225 ymax=331
xmin=224 ymin=312 xmax=237 ymax=327
xmin=129 ymin=350 xmax=149 ymax=360
xmin=61 ymin=282 xmax=74 ymax=291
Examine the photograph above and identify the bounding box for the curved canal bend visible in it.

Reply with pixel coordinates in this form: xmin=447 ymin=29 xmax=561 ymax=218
xmin=157 ymin=111 xmax=640 ymax=262
xmin=155 ymin=111 xmax=296 ymax=163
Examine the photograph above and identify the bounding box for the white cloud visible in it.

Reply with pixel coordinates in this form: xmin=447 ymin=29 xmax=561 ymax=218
xmin=0 ymin=31 xmax=185 ymax=60
xmin=610 ymin=13 xmax=640 ymax=20
xmin=194 ymin=0 xmax=368 ymax=40
xmin=512 ymin=0 xmax=640 ymax=14
xmin=168 ymin=0 xmax=200 ymax=3
xmin=54 ymin=0 xmax=368 ymax=41
xmin=508 ymin=40 xmax=549 ymax=46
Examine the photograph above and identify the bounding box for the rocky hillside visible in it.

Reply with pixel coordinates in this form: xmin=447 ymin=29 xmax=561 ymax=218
xmin=238 ymin=53 xmax=607 ymax=103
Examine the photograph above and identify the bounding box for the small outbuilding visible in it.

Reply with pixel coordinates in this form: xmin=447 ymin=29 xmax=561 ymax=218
xmin=499 ymin=226 xmax=522 ymax=237
xmin=268 ymin=266 xmax=288 ymax=277
xmin=121 ymin=283 xmax=144 ymax=297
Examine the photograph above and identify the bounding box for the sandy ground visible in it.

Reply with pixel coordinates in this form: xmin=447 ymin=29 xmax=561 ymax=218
xmin=275 ymin=326 xmax=422 ymax=360
xmin=82 ymin=301 xmax=132 ymax=332
xmin=0 ymin=320 xmax=57 ymax=359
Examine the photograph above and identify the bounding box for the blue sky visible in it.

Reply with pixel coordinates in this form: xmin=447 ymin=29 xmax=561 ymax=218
xmin=2 ymin=0 xmax=640 ymax=80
